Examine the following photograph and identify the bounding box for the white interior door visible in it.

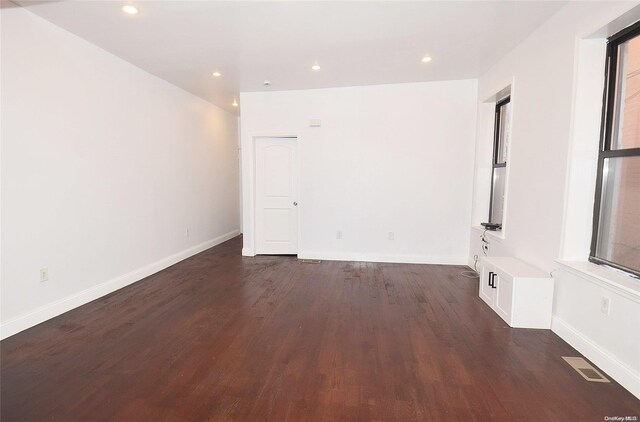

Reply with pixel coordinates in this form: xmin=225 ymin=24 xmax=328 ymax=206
xmin=255 ymin=137 xmax=298 ymax=255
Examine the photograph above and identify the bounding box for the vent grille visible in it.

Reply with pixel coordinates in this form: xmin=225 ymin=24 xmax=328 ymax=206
xmin=578 ymin=368 xmax=605 ymax=381
xmin=300 ymin=259 xmax=322 ymax=264
xmin=562 ymin=357 xmax=610 ymax=383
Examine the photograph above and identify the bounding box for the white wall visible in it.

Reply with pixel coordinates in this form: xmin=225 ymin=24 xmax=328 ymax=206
xmin=0 ymin=7 xmax=240 ymax=338
xmin=240 ymin=80 xmax=478 ymax=264
xmin=468 ymin=2 xmax=640 ymax=398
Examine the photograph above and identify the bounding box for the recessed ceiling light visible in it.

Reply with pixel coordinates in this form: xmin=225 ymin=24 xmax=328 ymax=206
xmin=312 ymin=64 xmax=321 ymax=71
xmin=212 ymin=71 xmax=222 ymax=77
xmin=422 ymin=56 xmax=432 ymax=63
xmin=232 ymin=99 xmax=238 ymax=107
xmin=121 ymin=5 xmax=138 ymax=15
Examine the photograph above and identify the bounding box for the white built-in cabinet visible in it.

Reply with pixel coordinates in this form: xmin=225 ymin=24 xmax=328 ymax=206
xmin=479 ymin=257 xmax=554 ymax=329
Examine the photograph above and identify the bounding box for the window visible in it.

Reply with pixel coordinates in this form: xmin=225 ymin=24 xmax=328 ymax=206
xmin=488 ymin=96 xmax=511 ymax=228
xmin=591 ymin=21 xmax=640 ymax=277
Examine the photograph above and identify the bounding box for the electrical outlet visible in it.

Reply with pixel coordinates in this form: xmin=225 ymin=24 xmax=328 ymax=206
xmin=40 ymin=268 xmax=49 ymax=283
xmin=388 ymin=232 xmax=395 ymax=241
xmin=336 ymin=230 xmax=342 ymax=240
xmin=600 ymin=297 xmax=610 ymax=316
xmin=186 ymin=228 xmax=190 ymax=237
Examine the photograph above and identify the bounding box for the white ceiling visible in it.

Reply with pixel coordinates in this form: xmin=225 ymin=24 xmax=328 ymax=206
xmin=13 ymin=1 xmax=570 ymax=114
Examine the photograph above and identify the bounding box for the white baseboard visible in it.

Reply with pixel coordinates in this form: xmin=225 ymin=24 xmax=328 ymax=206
xmin=552 ymin=316 xmax=640 ymax=399
xmin=242 ymin=247 xmax=255 ymax=256
xmin=0 ymin=229 xmax=240 ymax=340
xmin=297 ymin=251 xmax=467 ymax=265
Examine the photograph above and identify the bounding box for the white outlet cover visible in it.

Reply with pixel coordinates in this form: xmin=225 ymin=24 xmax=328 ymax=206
xmin=600 ymin=297 xmax=610 ymax=315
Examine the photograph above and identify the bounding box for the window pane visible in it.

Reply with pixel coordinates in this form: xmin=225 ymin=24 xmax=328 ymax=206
xmin=490 ymin=167 xmax=506 ymax=225
xmin=496 ymin=102 xmax=511 ymax=163
xmin=611 ymin=35 xmax=640 ymax=150
xmin=596 ymin=156 xmax=640 ymax=272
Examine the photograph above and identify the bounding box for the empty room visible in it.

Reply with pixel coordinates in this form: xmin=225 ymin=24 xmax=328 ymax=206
xmin=1 ymin=0 xmax=640 ymax=420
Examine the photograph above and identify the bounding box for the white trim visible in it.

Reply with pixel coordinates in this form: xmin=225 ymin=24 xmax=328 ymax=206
xmin=0 ymin=229 xmax=240 ymax=340
xmin=242 ymin=247 xmax=255 ymax=257
xmin=298 ymin=251 xmax=467 ymax=265
xmin=557 ymin=260 xmax=640 ymax=303
xmin=552 ymin=316 xmax=640 ymax=399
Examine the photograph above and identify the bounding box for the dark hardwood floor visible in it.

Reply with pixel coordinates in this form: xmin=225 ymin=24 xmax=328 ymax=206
xmin=2 ymin=236 xmax=639 ymax=421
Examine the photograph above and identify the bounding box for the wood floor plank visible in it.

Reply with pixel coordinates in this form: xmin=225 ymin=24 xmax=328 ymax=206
xmin=1 ymin=236 xmax=639 ymax=421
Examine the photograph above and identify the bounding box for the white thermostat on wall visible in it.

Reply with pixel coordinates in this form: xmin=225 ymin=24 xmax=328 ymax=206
xmin=309 ymin=119 xmax=321 ymax=128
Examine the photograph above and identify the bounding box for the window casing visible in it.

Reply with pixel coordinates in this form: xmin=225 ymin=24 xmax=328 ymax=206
xmin=488 ymin=96 xmax=511 ymax=227
xmin=590 ymin=21 xmax=640 ymax=277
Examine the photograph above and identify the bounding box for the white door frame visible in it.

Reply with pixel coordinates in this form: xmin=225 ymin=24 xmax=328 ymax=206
xmin=252 ymin=135 xmax=300 ymax=255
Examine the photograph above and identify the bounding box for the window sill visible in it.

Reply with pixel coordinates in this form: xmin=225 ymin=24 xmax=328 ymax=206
xmin=556 ymin=260 xmax=640 ymax=303
xmin=471 ymin=225 xmax=505 ymax=241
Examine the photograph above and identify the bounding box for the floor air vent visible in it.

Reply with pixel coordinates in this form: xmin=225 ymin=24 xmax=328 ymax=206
xmin=562 ymin=357 xmax=610 ymax=383
xmin=300 ymin=259 xmax=322 ymax=264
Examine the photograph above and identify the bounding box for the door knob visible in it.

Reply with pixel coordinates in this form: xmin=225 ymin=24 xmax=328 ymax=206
xmin=293 ymin=201 xmax=298 ymax=206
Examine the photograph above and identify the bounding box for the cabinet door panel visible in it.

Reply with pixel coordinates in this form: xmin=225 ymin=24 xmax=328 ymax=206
xmin=495 ymin=271 xmax=513 ymax=324
xmin=479 ymin=263 xmax=495 ymax=306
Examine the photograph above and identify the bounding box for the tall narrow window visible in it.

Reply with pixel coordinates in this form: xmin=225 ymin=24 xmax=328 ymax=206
xmin=488 ymin=96 xmax=511 ymax=228
xmin=591 ymin=22 xmax=640 ymax=277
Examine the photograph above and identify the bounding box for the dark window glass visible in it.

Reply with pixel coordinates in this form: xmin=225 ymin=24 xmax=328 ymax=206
xmin=489 ymin=97 xmax=510 ymax=226
xmin=595 ymin=156 xmax=640 ymax=272
xmin=591 ymin=22 xmax=640 ymax=277
xmin=611 ymin=35 xmax=640 ymax=150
